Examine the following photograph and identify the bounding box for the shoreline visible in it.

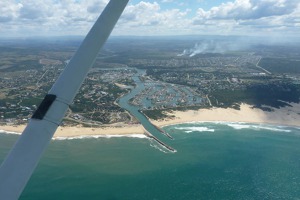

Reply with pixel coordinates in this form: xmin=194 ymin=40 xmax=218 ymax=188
xmin=1 ymin=103 xmax=299 ymax=137
xmin=0 ymin=124 xmax=145 ymax=138
xmin=151 ymin=103 xmax=300 ymax=128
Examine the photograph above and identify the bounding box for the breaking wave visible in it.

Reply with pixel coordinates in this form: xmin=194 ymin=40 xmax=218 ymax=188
xmin=169 ymin=121 xmax=294 ymax=134
xmin=225 ymin=123 xmax=292 ymax=133
xmin=0 ymin=130 xmax=20 ymax=135
xmin=149 ymin=139 xmax=176 ymax=153
xmin=0 ymin=130 xmax=148 ymax=140
xmin=53 ymin=134 xmax=147 ymax=140
xmin=174 ymin=126 xmax=215 ymax=133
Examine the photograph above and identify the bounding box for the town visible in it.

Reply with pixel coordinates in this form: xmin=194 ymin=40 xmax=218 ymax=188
xmin=0 ymin=37 xmax=300 ymax=126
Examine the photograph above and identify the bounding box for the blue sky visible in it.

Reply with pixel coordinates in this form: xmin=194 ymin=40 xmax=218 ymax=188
xmin=0 ymin=0 xmax=299 ymax=38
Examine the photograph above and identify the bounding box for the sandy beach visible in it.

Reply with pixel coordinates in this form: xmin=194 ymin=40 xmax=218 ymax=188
xmin=1 ymin=103 xmax=299 ymax=137
xmin=152 ymin=103 xmax=300 ymax=128
xmin=0 ymin=124 xmax=145 ymax=138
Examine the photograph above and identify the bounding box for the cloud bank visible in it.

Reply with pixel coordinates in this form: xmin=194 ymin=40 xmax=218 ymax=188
xmin=0 ymin=0 xmax=299 ymax=38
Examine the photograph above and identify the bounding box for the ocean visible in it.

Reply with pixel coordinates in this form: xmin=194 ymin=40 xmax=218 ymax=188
xmin=1 ymin=122 xmax=300 ymax=200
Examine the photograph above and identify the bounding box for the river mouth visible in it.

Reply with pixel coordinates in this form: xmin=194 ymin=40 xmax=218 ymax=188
xmin=117 ymin=68 xmax=175 ymax=152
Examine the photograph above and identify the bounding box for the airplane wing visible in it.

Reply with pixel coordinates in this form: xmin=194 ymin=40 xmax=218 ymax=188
xmin=0 ymin=0 xmax=129 ymax=199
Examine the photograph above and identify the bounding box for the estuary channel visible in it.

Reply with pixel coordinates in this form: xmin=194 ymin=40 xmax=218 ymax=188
xmin=117 ymin=69 xmax=175 ymax=152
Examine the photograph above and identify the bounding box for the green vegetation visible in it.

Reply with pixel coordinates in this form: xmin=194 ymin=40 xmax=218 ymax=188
xmin=20 ymin=97 xmax=43 ymax=106
xmin=119 ymin=78 xmax=135 ymax=86
xmin=142 ymin=109 xmax=172 ymax=120
xmin=260 ymin=58 xmax=300 ymax=74
xmin=211 ymin=82 xmax=300 ymax=109
xmin=143 ymin=106 xmax=207 ymax=120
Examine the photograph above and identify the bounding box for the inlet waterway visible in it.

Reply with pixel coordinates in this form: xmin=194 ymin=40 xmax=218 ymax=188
xmin=117 ymin=69 xmax=175 ymax=152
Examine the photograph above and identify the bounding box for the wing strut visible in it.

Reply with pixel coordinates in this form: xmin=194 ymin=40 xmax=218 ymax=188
xmin=0 ymin=1 xmax=129 ymax=199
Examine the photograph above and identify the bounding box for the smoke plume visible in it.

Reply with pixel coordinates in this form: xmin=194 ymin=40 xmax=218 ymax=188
xmin=178 ymin=40 xmax=237 ymax=57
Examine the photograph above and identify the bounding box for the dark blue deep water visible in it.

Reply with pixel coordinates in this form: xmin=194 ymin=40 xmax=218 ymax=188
xmin=1 ymin=122 xmax=300 ymax=200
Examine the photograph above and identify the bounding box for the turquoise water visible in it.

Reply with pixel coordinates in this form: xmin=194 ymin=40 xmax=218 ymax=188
xmin=1 ymin=122 xmax=300 ymax=199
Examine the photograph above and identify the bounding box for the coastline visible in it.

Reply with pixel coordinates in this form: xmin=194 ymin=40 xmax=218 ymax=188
xmin=1 ymin=103 xmax=299 ymax=137
xmin=151 ymin=103 xmax=300 ymax=128
xmin=0 ymin=124 xmax=145 ymax=138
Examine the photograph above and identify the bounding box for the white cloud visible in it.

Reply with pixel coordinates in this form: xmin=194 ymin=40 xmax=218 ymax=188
xmin=0 ymin=0 xmax=22 ymax=22
xmin=0 ymin=0 xmax=299 ymax=37
xmin=0 ymin=0 xmax=111 ymax=36
xmin=192 ymin=0 xmax=300 ymax=36
xmin=194 ymin=0 xmax=298 ymax=21
xmin=115 ymin=1 xmax=191 ymax=35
